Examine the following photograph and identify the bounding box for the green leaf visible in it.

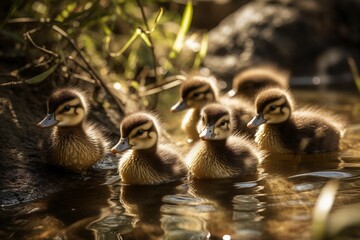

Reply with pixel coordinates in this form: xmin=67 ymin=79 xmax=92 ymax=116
xmin=140 ymin=32 xmax=152 ymax=47
xmin=0 ymin=0 xmax=23 ymax=29
xmin=110 ymin=28 xmax=141 ymax=57
xmin=25 ymin=62 xmax=59 ymax=84
xmin=169 ymin=0 xmax=193 ymax=59
xmin=154 ymin=8 xmax=164 ymax=25
xmin=193 ymin=32 xmax=208 ymax=69
xmin=55 ymin=2 xmax=77 ymax=22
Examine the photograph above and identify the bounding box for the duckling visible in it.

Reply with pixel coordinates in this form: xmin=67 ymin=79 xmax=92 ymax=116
xmin=37 ymin=88 xmax=108 ymax=171
xmin=186 ymin=103 xmax=263 ymax=179
xmin=247 ymin=88 xmax=344 ymax=154
xmin=111 ymin=112 xmax=187 ymax=185
xmin=171 ymin=75 xmax=254 ymax=142
xmin=228 ymin=66 xmax=289 ymax=101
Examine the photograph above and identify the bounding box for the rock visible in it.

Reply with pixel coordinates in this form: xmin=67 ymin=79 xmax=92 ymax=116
xmin=204 ymin=0 xmax=359 ymax=82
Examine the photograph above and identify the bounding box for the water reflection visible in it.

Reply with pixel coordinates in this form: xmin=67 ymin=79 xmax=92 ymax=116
xmin=90 ymin=181 xmax=182 ymax=240
xmin=161 ymin=177 xmax=263 ymax=240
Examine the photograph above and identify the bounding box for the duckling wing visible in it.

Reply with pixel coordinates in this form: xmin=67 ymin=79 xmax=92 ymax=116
xmin=292 ymin=111 xmax=342 ymax=153
xmin=156 ymin=144 xmax=187 ymax=178
xmin=226 ymin=136 xmax=261 ymax=175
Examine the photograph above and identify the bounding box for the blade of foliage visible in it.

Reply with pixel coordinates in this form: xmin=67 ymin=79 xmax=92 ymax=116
xmin=348 ymin=56 xmax=360 ymax=92
xmin=55 ymin=2 xmax=77 ymax=22
xmin=140 ymin=32 xmax=152 ymax=47
xmin=110 ymin=28 xmax=141 ymax=57
xmin=25 ymin=62 xmax=59 ymax=84
xmin=193 ymin=32 xmax=208 ymax=69
xmin=312 ymin=180 xmax=339 ymax=240
xmin=169 ymin=0 xmax=193 ymax=58
xmin=1 ymin=0 xmax=24 ymax=29
xmin=152 ymin=7 xmax=164 ymax=31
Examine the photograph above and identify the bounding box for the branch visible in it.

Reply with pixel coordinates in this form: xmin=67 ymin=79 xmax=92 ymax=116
xmin=24 ymin=31 xmax=58 ymax=57
xmin=136 ymin=0 xmax=161 ymax=107
xmin=51 ymin=25 xmax=125 ymax=113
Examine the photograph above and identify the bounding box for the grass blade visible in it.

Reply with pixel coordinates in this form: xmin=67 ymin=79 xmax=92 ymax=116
xmin=110 ymin=28 xmax=141 ymax=57
xmin=169 ymin=0 xmax=193 ymax=59
xmin=348 ymin=56 xmax=360 ymax=92
xmin=25 ymin=62 xmax=59 ymax=84
xmin=193 ymin=32 xmax=208 ymax=69
xmin=311 ymin=180 xmax=339 ymax=240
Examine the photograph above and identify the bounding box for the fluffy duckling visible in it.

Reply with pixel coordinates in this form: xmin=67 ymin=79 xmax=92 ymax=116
xmin=38 ymin=88 xmax=108 ymax=171
xmin=171 ymin=75 xmax=254 ymax=142
xmin=247 ymin=88 xmax=344 ymax=154
xmin=186 ymin=103 xmax=263 ymax=179
xmin=228 ymin=66 xmax=289 ymax=101
xmin=111 ymin=112 xmax=187 ymax=185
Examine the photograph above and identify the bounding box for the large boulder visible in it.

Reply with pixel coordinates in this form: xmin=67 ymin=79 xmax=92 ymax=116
xmin=204 ymin=0 xmax=360 ymax=82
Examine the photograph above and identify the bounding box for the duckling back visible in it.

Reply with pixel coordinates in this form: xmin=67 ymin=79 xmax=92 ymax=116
xmin=119 ymin=145 xmax=186 ymax=185
xmin=187 ymin=136 xmax=261 ymax=179
xmin=230 ymin=66 xmax=289 ymax=101
xmin=47 ymin=123 xmax=108 ymax=170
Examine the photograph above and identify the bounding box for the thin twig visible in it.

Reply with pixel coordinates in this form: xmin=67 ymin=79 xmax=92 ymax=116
xmin=51 ymin=24 xmax=125 ymax=113
xmin=136 ymin=0 xmax=161 ymax=107
xmin=67 ymin=56 xmax=94 ymax=79
xmin=135 ymin=0 xmax=160 ymax=83
xmin=24 ymin=31 xmax=58 ymax=57
xmin=0 ymin=81 xmax=24 ymax=87
xmin=141 ymin=79 xmax=183 ymax=96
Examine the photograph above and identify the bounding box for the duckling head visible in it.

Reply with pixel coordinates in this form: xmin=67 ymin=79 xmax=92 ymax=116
xmin=247 ymin=88 xmax=294 ymax=128
xmin=38 ymin=88 xmax=87 ymax=128
xmin=198 ymin=103 xmax=232 ymax=140
xmin=111 ymin=113 xmax=159 ymax=154
xmin=171 ymin=77 xmax=218 ymax=112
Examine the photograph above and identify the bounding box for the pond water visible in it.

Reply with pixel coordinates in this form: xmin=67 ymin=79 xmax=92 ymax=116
xmin=1 ymin=89 xmax=360 ymax=240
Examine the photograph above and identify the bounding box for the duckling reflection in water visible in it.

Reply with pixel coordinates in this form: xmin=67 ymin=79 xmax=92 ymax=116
xmin=38 ymin=88 xmax=108 ymax=172
xmin=228 ymin=66 xmax=289 ymax=101
xmin=111 ymin=112 xmax=187 ymax=185
xmin=186 ymin=103 xmax=264 ymax=179
xmin=247 ymin=88 xmax=344 ymax=153
xmin=171 ymin=74 xmax=254 ymax=143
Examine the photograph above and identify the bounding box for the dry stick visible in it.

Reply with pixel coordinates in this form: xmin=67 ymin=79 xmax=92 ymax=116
xmin=51 ymin=25 xmax=125 ymax=113
xmin=136 ymin=0 xmax=160 ymax=107
xmin=24 ymin=31 xmax=58 ymax=58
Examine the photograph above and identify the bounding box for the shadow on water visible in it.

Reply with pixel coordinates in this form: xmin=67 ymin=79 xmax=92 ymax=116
xmin=1 ymin=89 xmax=360 ymax=239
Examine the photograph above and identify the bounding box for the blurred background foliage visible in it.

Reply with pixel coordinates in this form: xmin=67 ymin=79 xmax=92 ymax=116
xmin=0 ymin=0 xmax=209 ymax=110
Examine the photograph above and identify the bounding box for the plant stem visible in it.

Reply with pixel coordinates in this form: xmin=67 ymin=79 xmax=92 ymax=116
xmin=51 ymin=25 xmax=125 ymax=113
xmin=135 ymin=0 xmax=160 ymax=107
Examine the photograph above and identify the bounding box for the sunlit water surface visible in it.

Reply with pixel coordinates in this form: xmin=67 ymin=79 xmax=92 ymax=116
xmin=1 ymin=89 xmax=360 ymax=240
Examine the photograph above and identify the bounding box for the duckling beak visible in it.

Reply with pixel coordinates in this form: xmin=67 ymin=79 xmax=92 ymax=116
xmin=199 ymin=125 xmax=215 ymax=140
xmin=247 ymin=113 xmax=266 ymax=128
xmin=37 ymin=113 xmax=59 ymax=128
xmin=171 ymin=99 xmax=188 ymax=112
xmin=111 ymin=138 xmax=132 ymax=154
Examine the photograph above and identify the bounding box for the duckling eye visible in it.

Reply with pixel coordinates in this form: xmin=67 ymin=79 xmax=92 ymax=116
xmin=137 ymin=129 xmax=144 ymax=136
xmin=269 ymin=105 xmax=277 ymax=111
xmin=193 ymin=92 xmax=200 ymax=98
xmin=64 ymin=105 xmax=71 ymax=111
xmin=220 ymin=120 xmax=226 ymax=126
